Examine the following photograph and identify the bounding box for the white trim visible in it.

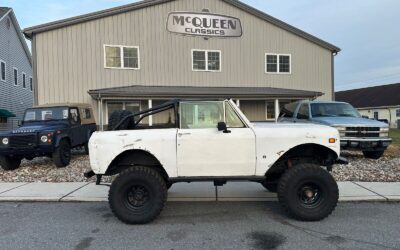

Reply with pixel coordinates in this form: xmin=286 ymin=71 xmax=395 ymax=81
xmin=13 ymin=67 xmax=18 ymax=86
xmin=265 ymin=53 xmax=292 ymax=75
xmin=22 ymin=72 xmax=26 ymax=88
xmin=103 ymin=44 xmax=140 ymax=70
xmin=148 ymin=99 xmax=153 ymax=126
xmin=191 ymin=49 xmax=222 ymax=73
xmin=274 ymin=99 xmax=280 ymax=122
xmin=0 ymin=59 xmax=6 ymax=82
xmin=0 ymin=9 xmax=12 ymax=23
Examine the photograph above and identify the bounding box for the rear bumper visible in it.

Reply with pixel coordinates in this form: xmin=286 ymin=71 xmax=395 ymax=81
xmin=340 ymin=138 xmax=392 ymax=150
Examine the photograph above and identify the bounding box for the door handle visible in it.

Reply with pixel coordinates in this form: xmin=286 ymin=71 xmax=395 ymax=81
xmin=178 ymin=132 xmax=192 ymax=136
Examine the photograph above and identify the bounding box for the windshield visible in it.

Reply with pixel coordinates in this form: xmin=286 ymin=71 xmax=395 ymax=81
xmin=311 ymin=103 xmax=361 ymax=118
xmin=24 ymin=107 xmax=69 ymax=122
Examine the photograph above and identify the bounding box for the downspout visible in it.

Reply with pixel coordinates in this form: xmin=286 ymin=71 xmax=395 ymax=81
xmin=331 ymin=52 xmax=337 ymax=101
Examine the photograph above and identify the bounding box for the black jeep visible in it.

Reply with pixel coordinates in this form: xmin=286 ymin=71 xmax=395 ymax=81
xmin=0 ymin=104 xmax=96 ymax=170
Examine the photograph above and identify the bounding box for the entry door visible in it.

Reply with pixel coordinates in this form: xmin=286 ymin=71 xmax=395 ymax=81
xmin=177 ymin=101 xmax=256 ymax=177
xmin=69 ymin=108 xmax=83 ymax=146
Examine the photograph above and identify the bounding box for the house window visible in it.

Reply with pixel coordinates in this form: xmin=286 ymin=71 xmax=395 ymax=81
xmin=22 ymin=73 xmax=26 ymax=88
xmin=0 ymin=117 xmax=7 ymax=124
xmin=0 ymin=60 xmax=5 ymax=81
xmin=396 ymin=109 xmax=400 ymax=117
xmin=104 ymin=45 xmax=139 ymax=69
xmin=106 ymin=101 xmax=141 ymax=124
xmin=192 ymin=50 xmax=221 ymax=72
xmin=29 ymin=77 xmax=33 ymax=91
xmin=374 ymin=111 xmax=379 ymax=120
xmin=13 ymin=68 xmax=18 ymax=85
xmin=265 ymin=54 xmax=291 ymax=74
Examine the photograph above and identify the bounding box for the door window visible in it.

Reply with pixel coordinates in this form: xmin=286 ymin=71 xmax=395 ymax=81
xmin=180 ymin=102 xmax=224 ymax=129
xmin=297 ymin=104 xmax=310 ymax=119
xmin=70 ymin=108 xmax=80 ymax=125
xmin=225 ymin=103 xmax=245 ymax=128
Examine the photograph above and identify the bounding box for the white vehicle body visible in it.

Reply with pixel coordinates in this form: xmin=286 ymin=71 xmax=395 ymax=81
xmin=89 ymin=100 xmax=340 ymax=178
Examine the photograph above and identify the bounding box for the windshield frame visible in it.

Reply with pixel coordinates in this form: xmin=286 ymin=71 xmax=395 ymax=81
xmin=310 ymin=103 xmax=361 ymax=118
xmin=23 ymin=106 xmax=71 ymax=123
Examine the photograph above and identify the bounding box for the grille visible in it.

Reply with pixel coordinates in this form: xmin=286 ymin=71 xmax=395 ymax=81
xmin=9 ymin=134 xmax=37 ymax=148
xmin=345 ymin=127 xmax=380 ymax=138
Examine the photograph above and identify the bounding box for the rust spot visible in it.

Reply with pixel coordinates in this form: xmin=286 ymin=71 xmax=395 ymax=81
xmin=123 ymin=144 xmax=134 ymax=148
xmin=118 ymin=134 xmax=128 ymax=137
xmin=276 ymin=151 xmax=285 ymax=156
xmin=135 ymin=139 xmax=142 ymax=142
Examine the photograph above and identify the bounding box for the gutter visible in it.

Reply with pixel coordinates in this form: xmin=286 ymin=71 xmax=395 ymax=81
xmin=0 ymin=9 xmax=12 ymax=22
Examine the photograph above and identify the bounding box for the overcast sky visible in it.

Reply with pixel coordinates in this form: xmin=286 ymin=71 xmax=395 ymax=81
xmin=3 ymin=0 xmax=400 ymax=91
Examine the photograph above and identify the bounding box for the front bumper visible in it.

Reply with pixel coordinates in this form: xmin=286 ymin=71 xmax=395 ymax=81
xmin=340 ymin=138 xmax=392 ymax=150
xmin=0 ymin=145 xmax=54 ymax=157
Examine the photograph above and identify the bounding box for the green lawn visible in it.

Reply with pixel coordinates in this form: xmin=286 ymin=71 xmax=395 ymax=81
xmin=390 ymin=129 xmax=400 ymax=146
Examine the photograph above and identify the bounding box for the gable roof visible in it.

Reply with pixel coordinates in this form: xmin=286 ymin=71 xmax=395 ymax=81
xmin=23 ymin=0 xmax=340 ymax=53
xmin=0 ymin=7 xmax=32 ymax=66
xmin=335 ymin=83 xmax=400 ymax=108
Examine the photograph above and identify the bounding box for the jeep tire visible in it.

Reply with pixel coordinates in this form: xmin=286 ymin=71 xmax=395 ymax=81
xmin=53 ymin=140 xmax=71 ymax=168
xmin=109 ymin=166 xmax=167 ymax=224
xmin=108 ymin=110 xmax=133 ymax=131
xmin=277 ymin=163 xmax=338 ymax=221
xmin=0 ymin=156 xmax=21 ymax=171
xmin=362 ymin=150 xmax=384 ymax=160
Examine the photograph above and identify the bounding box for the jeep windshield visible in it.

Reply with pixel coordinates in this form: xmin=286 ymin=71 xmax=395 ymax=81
xmin=311 ymin=103 xmax=361 ymax=118
xmin=23 ymin=107 xmax=69 ymax=122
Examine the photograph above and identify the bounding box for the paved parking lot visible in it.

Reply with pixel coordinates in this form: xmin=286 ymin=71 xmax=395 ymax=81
xmin=0 ymin=202 xmax=399 ymax=250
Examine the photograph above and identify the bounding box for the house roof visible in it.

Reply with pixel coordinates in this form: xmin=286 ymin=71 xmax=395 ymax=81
xmin=0 ymin=7 xmax=32 ymax=66
xmin=335 ymin=83 xmax=400 ymax=108
xmin=88 ymin=85 xmax=323 ymax=99
xmin=23 ymin=0 xmax=340 ymax=53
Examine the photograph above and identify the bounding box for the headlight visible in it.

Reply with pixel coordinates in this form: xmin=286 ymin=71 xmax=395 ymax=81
xmin=40 ymin=135 xmax=48 ymax=143
xmin=335 ymin=126 xmax=346 ymax=131
xmin=2 ymin=138 xmax=9 ymax=145
xmin=380 ymin=127 xmax=389 ymax=132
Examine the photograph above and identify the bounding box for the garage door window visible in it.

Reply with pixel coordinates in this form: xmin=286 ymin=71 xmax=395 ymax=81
xmin=105 ymin=45 xmax=139 ymax=69
xmin=265 ymin=54 xmax=291 ymax=74
xmin=192 ymin=50 xmax=221 ymax=72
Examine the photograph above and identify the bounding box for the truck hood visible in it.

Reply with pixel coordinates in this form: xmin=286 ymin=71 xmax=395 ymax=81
xmin=7 ymin=123 xmax=69 ymax=134
xmin=311 ymin=117 xmax=388 ymax=127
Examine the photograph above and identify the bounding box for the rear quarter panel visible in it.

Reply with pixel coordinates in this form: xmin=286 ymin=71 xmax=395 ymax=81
xmin=89 ymin=129 xmax=177 ymax=176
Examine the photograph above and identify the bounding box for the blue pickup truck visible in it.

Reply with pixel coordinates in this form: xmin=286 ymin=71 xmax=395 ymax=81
xmin=279 ymin=101 xmax=392 ymax=159
xmin=0 ymin=104 xmax=96 ymax=170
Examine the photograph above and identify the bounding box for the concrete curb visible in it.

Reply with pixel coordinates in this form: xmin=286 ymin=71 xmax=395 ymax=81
xmin=0 ymin=181 xmax=399 ymax=202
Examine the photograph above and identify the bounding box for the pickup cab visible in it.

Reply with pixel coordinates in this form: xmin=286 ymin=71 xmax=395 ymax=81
xmin=278 ymin=101 xmax=392 ymax=159
xmin=86 ymin=99 xmax=346 ymax=224
xmin=0 ymin=103 xmax=96 ymax=170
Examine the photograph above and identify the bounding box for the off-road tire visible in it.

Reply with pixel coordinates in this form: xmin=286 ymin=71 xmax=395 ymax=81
xmin=53 ymin=139 xmax=71 ymax=168
xmin=362 ymin=150 xmax=384 ymax=160
xmin=109 ymin=166 xmax=168 ymax=224
xmin=0 ymin=156 xmax=21 ymax=171
xmin=108 ymin=110 xmax=133 ymax=131
xmin=277 ymin=163 xmax=338 ymax=221
xmin=261 ymin=181 xmax=277 ymax=193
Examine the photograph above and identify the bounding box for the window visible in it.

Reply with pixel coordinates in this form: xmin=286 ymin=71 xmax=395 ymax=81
xmin=0 ymin=117 xmax=7 ymax=124
xmin=80 ymin=108 xmax=92 ymax=119
xmin=373 ymin=111 xmax=379 ymax=120
xmin=192 ymin=50 xmax=221 ymax=72
xmin=297 ymin=104 xmax=310 ymax=119
xmin=396 ymin=109 xmax=400 ymax=117
xmin=225 ymin=103 xmax=245 ymax=128
xmin=69 ymin=108 xmax=80 ymax=125
xmin=29 ymin=77 xmax=33 ymax=91
xmin=104 ymin=45 xmax=139 ymax=69
xmin=280 ymin=102 xmax=297 ymax=118
xmin=22 ymin=73 xmax=26 ymax=88
xmin=13 ymin=68 xmax=18 ymax=85
xmin=0 ymin=60 xmax=5 ymax=81
xmin=181 ymin=102 xmax=224 ymax=129
xmin=265 ymin=54 xmax=291 ymax=74
xmin=106 ymin=102 xmax=141 ymax=124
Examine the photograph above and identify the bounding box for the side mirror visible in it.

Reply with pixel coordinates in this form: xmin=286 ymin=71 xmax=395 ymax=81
xmin=217 ymin=122 xmax=231 ymax=134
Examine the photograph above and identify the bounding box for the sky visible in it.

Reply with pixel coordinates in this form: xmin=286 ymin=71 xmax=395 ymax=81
xmin=3 ymin=0 xmax=400 ymax=91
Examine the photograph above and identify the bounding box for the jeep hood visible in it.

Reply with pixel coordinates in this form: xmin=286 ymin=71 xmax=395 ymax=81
xmin=311 ymin=117 xmax=388 ymax=127
xmin=9 ymin=123 xmax=69 ymax=134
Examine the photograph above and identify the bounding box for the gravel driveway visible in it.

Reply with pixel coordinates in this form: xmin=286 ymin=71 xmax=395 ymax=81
xmin=1 ymin=147 xmax=399 ymax=183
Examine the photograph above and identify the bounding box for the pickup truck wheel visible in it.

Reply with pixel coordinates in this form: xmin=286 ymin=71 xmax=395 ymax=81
xmin=277 ymin=163 xmax=338 ymax=221
xmin=109 ymin=166 xmax=167 ymax=224
xmin=0 ymin=156 xmax=21 ymax=171
xmin=53 ymin=140 xmax=71 ymax=168
xmin=362 ymin=150 xmax=384 ymax=160
xmin=261 ymin=181 xmax=277 ymax=193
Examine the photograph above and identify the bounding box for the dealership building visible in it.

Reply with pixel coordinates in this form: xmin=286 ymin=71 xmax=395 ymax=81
xmin=23 ymin=0 xmax=340 ymax=128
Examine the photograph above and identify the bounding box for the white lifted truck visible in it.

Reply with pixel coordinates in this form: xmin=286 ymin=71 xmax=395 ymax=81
xmin=85 ymin=100 xmax=347 ymax=224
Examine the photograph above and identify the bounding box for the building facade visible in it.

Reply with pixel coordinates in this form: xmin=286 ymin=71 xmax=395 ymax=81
xmin=23 ymin=0 xmax=340 ymax=128
xmin=0 ymin=7 xmax=33 ymax=131
xmin=336 ymin=83 xmax=400 ymax=129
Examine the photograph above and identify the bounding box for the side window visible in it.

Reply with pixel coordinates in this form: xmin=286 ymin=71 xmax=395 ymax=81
xmin=0 ymin=60 xmax=6 ymax=81
xmin=70 ymin=108 xmax=80 ymax=124
xmin=80 ymin=108 xmax=92 ymax=119
xmin=180 ymin=102 xmax=224 ymax=129
xmin=280 ymin=103 xmax=297 ymax=118
xmin=297 ymin=104 xmax=310 ymax=119
xmin=225 ymin=103 xmax=245 ymax=128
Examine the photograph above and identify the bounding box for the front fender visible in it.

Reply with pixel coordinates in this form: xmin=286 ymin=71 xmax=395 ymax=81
xmin=55 ymin=134 xmax=70 ymax=147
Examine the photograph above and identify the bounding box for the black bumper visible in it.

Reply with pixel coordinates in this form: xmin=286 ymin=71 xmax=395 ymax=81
xmin=0 ymin=145 xmax=54 ymax=157
xmin=340 ymin=138 xmax=392 ymax=150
